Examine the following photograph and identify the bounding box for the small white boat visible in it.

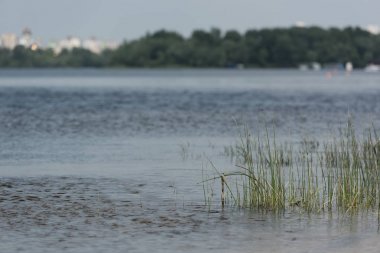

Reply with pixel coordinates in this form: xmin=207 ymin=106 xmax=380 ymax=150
xmin=364 ymin=64 xmax=380 ymax=72
xmin=345 ymin=62 xmax=353 ymax=72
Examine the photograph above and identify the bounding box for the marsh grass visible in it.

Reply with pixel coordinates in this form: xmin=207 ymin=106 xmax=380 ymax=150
xmin=207 ymin=120 xmax=380 ymax=213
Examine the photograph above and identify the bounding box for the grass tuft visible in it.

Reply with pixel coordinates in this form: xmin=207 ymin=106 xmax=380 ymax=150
xmin=206 ymin=119 xmax=380 ymax=214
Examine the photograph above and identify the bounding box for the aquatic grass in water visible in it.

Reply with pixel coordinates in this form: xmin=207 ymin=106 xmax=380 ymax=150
xmin=207 ymin=120 xmax=380 ymax=213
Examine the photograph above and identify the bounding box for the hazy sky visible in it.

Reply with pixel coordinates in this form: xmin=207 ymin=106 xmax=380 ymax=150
xmin=0 ymin=0 xmax=379 ymax=42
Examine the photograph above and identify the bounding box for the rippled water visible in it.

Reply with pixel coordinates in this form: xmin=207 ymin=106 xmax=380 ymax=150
xmin=0 ymin=69 xmax=380 ymax=252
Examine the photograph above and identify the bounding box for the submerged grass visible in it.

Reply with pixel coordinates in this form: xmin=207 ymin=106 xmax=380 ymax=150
xmin=207 ymin=119 xmax=380 ymax=214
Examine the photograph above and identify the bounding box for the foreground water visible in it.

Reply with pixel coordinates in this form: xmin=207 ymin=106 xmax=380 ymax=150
xmin=0 ymin=69 xmax=380 ymax=252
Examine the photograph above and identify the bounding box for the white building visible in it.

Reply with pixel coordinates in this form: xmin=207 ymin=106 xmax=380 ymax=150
xmin=82 ymin=37 xmax=120 ymax=54
xmin=103 ymin=41 xmax=120 ymax=51
xmin=295 ymin=21 xmax=306 ymax=28
xmin=18 ymin=27 xmax=33 ymax=48
xmin=366 ymin=25 xmax=380 ymax=35
xmin=53 ymin=36 xmax=81 ymax=54
xmin=82 ymin=37 xmax=102 ymax=54
xmin=0 ymin=33 xmax=18 ymax=49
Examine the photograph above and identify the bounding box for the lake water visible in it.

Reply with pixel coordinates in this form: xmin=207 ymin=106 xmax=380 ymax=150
xmin=0 ymin=69 xmax=380 ymax=252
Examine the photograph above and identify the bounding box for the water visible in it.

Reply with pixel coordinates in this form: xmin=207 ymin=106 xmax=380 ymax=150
xmin=0 ymin=69 xmax=380 ymax=252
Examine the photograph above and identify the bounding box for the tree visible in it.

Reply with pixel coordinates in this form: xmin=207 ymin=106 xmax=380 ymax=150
xmin=1 ymin=26 xmax=379 ymax=68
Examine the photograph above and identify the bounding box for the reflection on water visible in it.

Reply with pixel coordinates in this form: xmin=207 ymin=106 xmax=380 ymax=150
xmin=0 ymin=69 xmax=380 ymax=252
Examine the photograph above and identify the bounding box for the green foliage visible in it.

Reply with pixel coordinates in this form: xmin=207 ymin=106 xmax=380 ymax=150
xmin=0 ymin=26 xmax=380 ymax=68
xmin=208 ymin=121 xmax=380 ymax=214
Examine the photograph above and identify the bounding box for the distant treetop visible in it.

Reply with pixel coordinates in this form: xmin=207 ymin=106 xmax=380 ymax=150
xmin=1 ymin=26 xmax=379 ymax=68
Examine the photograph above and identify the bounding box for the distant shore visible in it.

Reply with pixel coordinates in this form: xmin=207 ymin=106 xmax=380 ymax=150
xmin=1 ymin=26 xmax=379 ymax=69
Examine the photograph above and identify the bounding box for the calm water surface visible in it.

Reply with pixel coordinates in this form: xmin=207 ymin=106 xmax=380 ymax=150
xmin=0 ymin=69 xmax=380 ymax=252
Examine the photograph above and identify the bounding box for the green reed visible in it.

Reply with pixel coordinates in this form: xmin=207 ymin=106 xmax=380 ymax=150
xmin=208 ymin=120 xmax=380 ymax=213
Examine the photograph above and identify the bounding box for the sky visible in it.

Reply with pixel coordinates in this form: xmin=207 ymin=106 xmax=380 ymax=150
xmin=0 ymin=0 xmax=379 ymax=42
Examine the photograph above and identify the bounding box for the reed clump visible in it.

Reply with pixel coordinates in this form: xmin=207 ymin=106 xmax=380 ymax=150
xmin=209 ymin=120 xmax=380 ymax=213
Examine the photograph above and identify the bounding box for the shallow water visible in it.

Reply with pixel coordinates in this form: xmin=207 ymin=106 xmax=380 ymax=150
xmin=0 ymin=69 xmax=380 ymax=252
xmin=1 ymin=177 xmax=380 ymax=253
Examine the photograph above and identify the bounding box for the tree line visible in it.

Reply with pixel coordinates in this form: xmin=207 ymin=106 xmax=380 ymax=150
xmin=1 ymin=26 xmax=380 ymax=68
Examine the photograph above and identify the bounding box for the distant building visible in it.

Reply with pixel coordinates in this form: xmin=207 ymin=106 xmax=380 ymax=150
xmin=0 ymin=33 xmax=18 ymax=49
xmin=53 ymin=36 xmax=81 ymax=54
xmin=366 ymin=25 xmax=380 ymax=35
xmin=103 ymin=40 xmax=120 ymax=51
xmin=1 ymin=28 xmax=120 ymax=54
xmin=30 ymin=43 xmax=39 ymax=51
xmin=295 ymin=21 xmax=306 ymax=28
xmin=82 ymin=37 xmax=102 ymax=54
xmin=19 ymin=27 xmax=33 ymax=48
xmin=82 ymin=38 xmax=120 ymax=54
